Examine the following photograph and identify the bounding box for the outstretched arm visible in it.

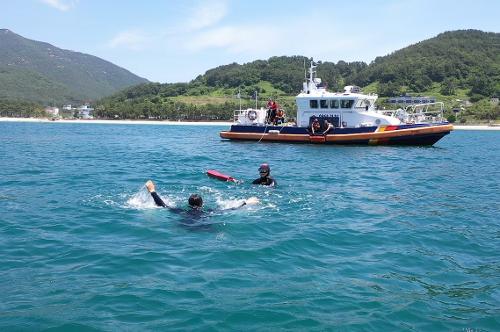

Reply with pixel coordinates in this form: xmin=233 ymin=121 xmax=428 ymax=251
xmin=145 ymin=180 xmax=184 ymax=214
xmin=146 ymin=180 xmax=167 ymax=207
xmin=150 ymin=191 xmax=167 ymax=207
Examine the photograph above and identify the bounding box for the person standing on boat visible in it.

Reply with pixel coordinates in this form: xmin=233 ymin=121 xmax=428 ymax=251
xmin=252 ymin=163 xmax=276 ymax=187
xmin=266 ymin=99 xmax=278 ymax=124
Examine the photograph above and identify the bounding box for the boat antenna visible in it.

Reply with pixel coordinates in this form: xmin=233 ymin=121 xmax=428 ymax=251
xmin=303 ymin=58 xmax=307 ymax=80
xmin=238 ymin=87 xmax=241 ymax=111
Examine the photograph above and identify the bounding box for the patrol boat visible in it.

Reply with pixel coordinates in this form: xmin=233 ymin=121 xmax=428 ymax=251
xmin=220 ymin=61 xmax=453 ymax=145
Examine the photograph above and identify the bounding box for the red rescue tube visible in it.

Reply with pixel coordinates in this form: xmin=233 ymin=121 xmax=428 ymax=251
xmin=207 ymin=170 xmax=236 ymax=182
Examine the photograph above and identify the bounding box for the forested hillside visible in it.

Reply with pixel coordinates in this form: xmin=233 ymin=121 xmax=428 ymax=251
xmin=354 ymin=30 xmax=500 ymax=99
xmin=0 ymin=29 xmax=148 ymax=104
xmin=96 ymin=30 xmax=499 ymax=122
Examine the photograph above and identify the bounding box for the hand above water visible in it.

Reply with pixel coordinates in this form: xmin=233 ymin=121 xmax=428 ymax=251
xmin=145 ymin=180 xmax=156 ymax=193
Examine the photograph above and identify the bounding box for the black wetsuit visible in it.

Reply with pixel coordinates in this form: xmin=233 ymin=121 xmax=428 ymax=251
xmin=252 ymin=176 xmax=276 ymax=186
xmin=150 ymin=191 xmax=245 ymax=228
xmin=150 ymin=191 xmax=212 ymax=229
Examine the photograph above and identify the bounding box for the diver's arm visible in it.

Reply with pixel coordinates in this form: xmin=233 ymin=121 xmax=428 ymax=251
xmin=149 ymin=191 xmax=185 ymax=213
xmin=146 ymin=180 xmax=166 ymax=207
xmin=150 ymin=191 xmax=167 ymax=208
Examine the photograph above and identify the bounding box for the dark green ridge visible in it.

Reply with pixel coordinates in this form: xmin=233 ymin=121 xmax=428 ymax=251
xmin=0 ymin=29 xmax=148 ymax=105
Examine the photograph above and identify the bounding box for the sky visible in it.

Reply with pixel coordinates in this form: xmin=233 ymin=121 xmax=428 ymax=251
xmin=2 ymin=0 xmax=499 ymax=83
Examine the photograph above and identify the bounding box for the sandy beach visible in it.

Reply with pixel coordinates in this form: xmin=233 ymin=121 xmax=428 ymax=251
xmin=1 ymin=117 xmax=499 ymax=130
xmin=0 ymin=117 xmax=232 ymax=126
xmin=452 ymin=125 xmax=500 ymax=131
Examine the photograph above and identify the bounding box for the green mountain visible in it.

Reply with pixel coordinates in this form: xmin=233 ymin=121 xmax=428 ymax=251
xmin=354 ymin=30 xmax=500 ymax=98
xmin=96 ymin=30 xmax=499 ymax=121
xmin=0 ymin=29 xmax=148 ymax=104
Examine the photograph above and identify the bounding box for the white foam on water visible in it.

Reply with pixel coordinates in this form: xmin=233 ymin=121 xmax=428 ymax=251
xmin=125 ymin=189 xmax=176 ymax=210
xmin=215 ymin=196 xmax=247 ymax=210
xmin=103 ymin=199 xmax=118 ymax=206
xmin=199 ymin=186 xmax=220 ymax=194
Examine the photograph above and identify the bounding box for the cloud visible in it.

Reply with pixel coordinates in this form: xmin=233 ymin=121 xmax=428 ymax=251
xmin=183 ymin=11 xmax=376 ymax=63
xmin=186 ymin=25 xmax=281 ymax=53
xmin=40 ymin=0 xmax=78 ymax=11
xmin=108 ymin=30 xmax=150 ymax=51
xmin=187 ymin=0 xmax=228 ymax=30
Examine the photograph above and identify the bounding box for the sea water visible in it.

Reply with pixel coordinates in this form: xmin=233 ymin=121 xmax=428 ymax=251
xmin=0 ymin=122 xmax=498 ymax=331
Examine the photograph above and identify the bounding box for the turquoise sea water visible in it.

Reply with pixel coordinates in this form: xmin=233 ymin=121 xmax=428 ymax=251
xmin=0 ymin=122 xmax=499 ymax=331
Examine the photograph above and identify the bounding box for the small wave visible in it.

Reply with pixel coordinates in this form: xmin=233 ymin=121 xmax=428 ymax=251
xmin=103 ymin=199 xmax=118 ymax=207
xmin=216 ymin=196 xmax=247 ymax=210
xmin=199 ymin=186 xmax=219 ymax=194
xmin=124 ymin=189 xmax=175 ymax=210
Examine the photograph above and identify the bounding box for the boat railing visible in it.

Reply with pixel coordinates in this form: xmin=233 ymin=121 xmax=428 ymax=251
xmin=403 ymin=102 xmax=445 ymax=124
xmin=233 ymin=109 xmax=245 ymax=123
xmin=233 ymin=108 xmax=267 ymax=125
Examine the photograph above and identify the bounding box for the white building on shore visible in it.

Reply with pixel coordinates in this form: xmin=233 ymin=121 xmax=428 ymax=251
xmin=45 ymin=107 xmax=59 ymax=116
xmin=77 ymin=105 xmax=94 ymax=119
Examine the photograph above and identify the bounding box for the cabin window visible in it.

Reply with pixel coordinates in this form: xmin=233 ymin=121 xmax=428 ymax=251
xmin=406 ymin=100 xmax=412 ymax=104
xmin=320 ymin=100 xmax=328 ymax=108
xmin=330 ymin=99 xmax=339 ymax=108
xmin=310 ymin=100 xmax=318 ymax=108
xmin=340 ymin=100 xmax=354 ymax=108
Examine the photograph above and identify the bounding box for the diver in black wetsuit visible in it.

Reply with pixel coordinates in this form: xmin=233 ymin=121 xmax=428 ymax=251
xmin=145 ymin=180 xmax=259 ymax=222
xmin=252 ymin=163 xmax=276 ymax=187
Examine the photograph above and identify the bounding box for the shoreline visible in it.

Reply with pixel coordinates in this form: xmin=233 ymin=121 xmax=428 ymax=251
xmin=0 ymin=117 xmax=232 ymax=126
xmin=451 ymin=125 xmax=500 ymax=131
xmin=1 ymin=117 xmax=499 ymax=130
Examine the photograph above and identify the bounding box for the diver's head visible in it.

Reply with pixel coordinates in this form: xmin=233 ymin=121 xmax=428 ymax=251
xmin=188 ymin=194 xmax=203 ymax=208
xmin=258 ymin=163 xmax=270 ymax=177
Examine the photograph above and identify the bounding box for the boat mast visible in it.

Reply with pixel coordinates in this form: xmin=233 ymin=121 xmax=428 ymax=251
xmin=309 ymin=60 xmax=316 ymax=84
xmin=303 ymin=60 xmax=317 ymax=93
xmin=303 ymin=59 xmax=307 ymax=80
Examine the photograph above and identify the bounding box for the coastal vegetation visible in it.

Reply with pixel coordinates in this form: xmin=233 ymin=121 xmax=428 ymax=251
xmin=0 ymin=99 xmax=45 ymax=117
xmin=1 ymin=29 xmax=499 ymax=122
xmin=95 ymin=30 xmax=500 ymax=122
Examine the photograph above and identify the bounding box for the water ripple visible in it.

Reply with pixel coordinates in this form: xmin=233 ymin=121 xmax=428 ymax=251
xmin=0 ymin=123 xmax=499 ymax=330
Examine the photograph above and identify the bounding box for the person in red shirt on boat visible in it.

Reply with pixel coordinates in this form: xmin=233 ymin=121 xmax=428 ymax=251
xmin=266 ymin=98 xmax=278 ymax=124
xmin=252 ymin=163 xmax=276 ymax=187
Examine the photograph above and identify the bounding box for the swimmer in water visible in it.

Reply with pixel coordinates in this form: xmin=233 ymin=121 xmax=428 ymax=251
xmin=252 ymin=163 xmax=276 ymax=187
xmin=145 ymin=180 xmax=259 ymax=215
